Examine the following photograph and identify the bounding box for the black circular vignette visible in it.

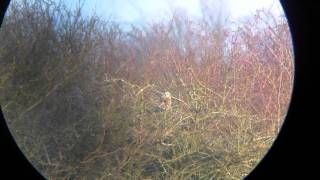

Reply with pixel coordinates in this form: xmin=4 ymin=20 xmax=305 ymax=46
xmin=0 ymin=0 xmax=316 ymax=179
xmin=246 ymin=0 xmax=316 ymax=179
xmin=0 ymin=110 xmax=44 ymax=179
xmin=0 ymin=1 xmax=44 ymax=179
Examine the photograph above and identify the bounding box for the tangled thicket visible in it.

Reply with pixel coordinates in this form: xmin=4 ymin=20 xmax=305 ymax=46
xmin=0 ymin=0 xmax=293 ymax=179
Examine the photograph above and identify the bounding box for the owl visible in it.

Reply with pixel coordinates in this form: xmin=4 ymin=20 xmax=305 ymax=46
xmin=158 ymin=91 xmax=172 ymax=111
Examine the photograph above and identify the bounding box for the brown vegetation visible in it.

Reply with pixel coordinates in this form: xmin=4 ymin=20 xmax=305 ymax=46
xmin=0 ymin=0 xmax=293 ymax=179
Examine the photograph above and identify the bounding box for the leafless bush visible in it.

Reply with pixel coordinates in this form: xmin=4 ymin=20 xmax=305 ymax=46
xmin=0 ymin=0 xmax=293 ymax=179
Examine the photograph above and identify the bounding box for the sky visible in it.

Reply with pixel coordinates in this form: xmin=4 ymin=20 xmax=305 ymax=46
xmin=65 ymin=0 xmax=284 ymax=24
xmin=227 ymin=0 xmax=282 ymax=20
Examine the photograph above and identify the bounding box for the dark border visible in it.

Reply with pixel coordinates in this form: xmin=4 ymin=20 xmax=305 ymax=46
xmin=0 ymin=1 xmax=44 ymax=179
xmin=247 ymin=0 xmax=315 ymax=179
xmin=0 ymin=0 xmax=316 ymax=179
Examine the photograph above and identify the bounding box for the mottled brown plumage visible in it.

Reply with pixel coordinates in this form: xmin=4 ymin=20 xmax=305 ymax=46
xmin=158 ymin=91 xmax=172 ymax=111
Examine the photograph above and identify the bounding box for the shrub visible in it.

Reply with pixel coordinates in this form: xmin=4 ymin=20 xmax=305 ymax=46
xmin=0 ymin=1 xmax=293 ymax=179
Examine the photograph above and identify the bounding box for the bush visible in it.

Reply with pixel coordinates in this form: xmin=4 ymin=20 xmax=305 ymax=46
xmin=0 ymin=0 xmax=293 ymax=179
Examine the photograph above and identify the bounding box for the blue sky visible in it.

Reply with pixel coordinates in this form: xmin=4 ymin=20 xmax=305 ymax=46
xmin=65 ymin=0 xmax=284 ymax=25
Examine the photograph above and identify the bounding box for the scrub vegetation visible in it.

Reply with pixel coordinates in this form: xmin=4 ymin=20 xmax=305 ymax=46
xmin=0 ymin=0 xmax=293 ymax=179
